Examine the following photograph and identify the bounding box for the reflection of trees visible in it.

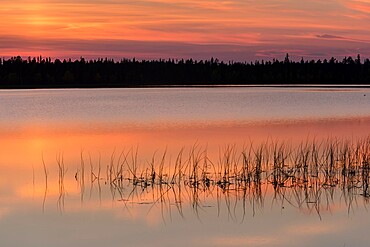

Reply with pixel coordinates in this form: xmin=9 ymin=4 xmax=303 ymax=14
xmin=43 ymin=137 xmax=370 ymax=220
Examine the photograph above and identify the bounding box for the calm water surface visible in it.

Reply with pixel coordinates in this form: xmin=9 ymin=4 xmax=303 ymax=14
xmin=1 ymin=87 xmax=370 ymax=247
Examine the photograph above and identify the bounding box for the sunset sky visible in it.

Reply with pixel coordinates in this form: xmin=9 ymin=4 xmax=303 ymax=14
xmin=1 ymin=0 xmax=370 ymax=61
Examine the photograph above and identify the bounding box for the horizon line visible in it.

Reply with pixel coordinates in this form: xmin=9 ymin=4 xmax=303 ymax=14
xmin=1 ymin=53 xmax=368 ymax=64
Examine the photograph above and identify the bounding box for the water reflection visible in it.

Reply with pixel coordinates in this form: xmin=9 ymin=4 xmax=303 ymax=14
xmin=2 ymin=88 xmax=370 ymax=246
xmin=39 ymin=136 xmax=370 ymax=222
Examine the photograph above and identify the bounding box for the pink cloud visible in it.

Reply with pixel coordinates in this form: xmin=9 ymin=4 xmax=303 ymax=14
xmin=0 ymin=0 xmax=370 ymax=60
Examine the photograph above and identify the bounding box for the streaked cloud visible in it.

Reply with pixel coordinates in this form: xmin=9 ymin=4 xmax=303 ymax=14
xmin=316 ymin=34 xmax=346 ymax=39
xmin=1 ymin=0 xmax=370 ymax=60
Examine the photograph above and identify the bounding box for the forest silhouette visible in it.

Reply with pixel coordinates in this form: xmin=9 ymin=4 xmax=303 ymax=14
xmin=1 ymin=54 xmax=370 ymax=88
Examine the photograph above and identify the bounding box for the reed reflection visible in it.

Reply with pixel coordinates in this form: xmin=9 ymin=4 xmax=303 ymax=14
xmin=39 ymin=136 xmax=370 ymax=222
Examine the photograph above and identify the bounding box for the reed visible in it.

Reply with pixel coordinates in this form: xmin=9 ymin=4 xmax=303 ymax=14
xmin=40 ymin=136 xmax=370 ymax=218
xmin=56 ymin=152 xmax=67 ymax=212
xmin=41 ymin=154 xmax=48 ymax=212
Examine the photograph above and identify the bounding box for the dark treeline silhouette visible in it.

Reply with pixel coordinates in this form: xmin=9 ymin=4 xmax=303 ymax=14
xmin=1 ymin=54 xmax=370 ymax=88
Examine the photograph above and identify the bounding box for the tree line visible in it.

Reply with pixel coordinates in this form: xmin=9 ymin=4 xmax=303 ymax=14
xmin=0 ymin=54 xmax=370 ymax=88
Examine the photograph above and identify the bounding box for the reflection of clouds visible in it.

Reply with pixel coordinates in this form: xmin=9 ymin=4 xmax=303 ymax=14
xmin=0 ymin=207 xmax=10 ymax=219
xmin=209 ymin=236 xmax=278 ymax=246
xmin=284 ymin=222 xmax=342 ymax=235
xmin=16 ymin=182 xmax=79 ymax=199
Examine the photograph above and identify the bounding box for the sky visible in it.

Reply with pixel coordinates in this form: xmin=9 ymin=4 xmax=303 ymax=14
xmin=1 ymin=0 xmax=370 ymax=61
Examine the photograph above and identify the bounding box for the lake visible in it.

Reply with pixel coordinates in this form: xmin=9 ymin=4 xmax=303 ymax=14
xmin=1 ymin=87 xmax=370 ymax=247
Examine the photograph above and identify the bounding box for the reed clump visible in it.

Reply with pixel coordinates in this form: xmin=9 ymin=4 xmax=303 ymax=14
xmin=44 ymin=136 xmax=370 ymax=218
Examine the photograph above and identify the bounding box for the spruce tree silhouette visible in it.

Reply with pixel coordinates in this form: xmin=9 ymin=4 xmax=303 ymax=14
xmin=0 ymin=55 xmax=369 ymax=88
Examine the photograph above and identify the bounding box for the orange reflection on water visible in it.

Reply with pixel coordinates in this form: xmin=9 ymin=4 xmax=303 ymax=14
xmin=2 ymin=117 xmax=370 ymax=165
xmin=1 ymin=117 xmax=370 ymax=221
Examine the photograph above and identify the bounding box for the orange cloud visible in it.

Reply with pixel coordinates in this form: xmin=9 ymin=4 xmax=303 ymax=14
xmin=1 ymin=0 xmax=370 ymax=60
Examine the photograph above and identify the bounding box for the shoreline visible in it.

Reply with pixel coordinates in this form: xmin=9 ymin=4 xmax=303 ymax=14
xmin=1 ymin=84 xmax=370 ymax=90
